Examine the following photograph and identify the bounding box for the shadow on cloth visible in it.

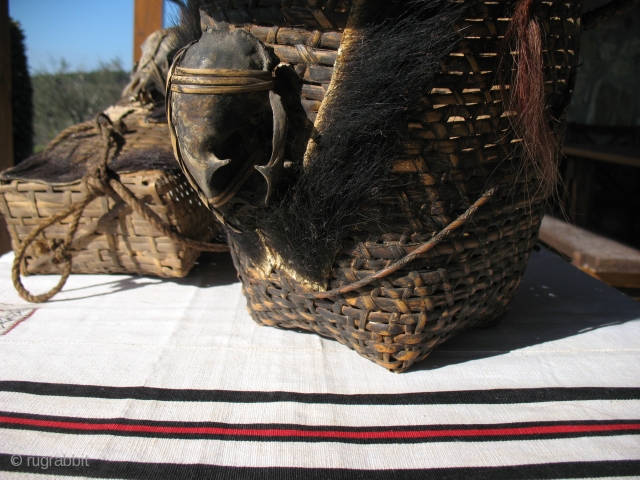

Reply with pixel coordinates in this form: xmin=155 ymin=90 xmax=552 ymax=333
xmin=37 ymin=248 xmax=640 ymax=370
xmin=229 ymin=247 xmax=640 ymax=371
xmin=43 ymin=252 xmax=237 ymax=303
xmin=414 ymin=248 xmax=640 ymax=371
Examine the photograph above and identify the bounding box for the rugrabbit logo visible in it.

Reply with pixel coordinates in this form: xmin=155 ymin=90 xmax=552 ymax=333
xmin=10 ymin=454 xmax=89 ymax=469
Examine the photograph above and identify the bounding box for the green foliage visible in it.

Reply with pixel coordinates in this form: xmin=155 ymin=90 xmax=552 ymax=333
xmin=32 ymin=59 xmax=130 ymax=151
xmin=10 ymin=20 xmax=33 ymax=164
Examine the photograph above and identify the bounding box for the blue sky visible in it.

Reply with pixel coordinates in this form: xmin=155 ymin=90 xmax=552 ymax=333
xmin=9 ymin=0 xmax=181 ymax=74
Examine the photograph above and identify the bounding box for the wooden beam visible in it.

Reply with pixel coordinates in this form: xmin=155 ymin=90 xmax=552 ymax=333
xmin=563 ymin=144 xmax=640 ymax=169
xmin=0 ymin=0 xmax=12 ymax=174
xmin=133 ymin=0 xmax=164 ymax=64
xmin=0 ymin=0 xmax=13 ymax=254
xmin=539 ymin=215 xmax=640 ymax=288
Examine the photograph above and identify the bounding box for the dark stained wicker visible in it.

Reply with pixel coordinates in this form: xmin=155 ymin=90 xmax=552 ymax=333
xmin=182 ymin=0 xmax=583 ymax=372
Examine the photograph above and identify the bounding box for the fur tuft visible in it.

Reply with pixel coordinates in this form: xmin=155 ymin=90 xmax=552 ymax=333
xmin=257 ymin=0 xmax=466 ymax=285
xmin=167 ymin=0 xmax=203 ymax=56
xmin=497 ymin=0 xmax=559 ymax=197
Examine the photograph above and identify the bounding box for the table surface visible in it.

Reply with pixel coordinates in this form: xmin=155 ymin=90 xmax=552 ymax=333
xmin=1 ymin=248 xmax=639 ymax=479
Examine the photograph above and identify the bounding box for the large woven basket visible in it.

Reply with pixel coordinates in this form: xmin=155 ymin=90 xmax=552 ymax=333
xmin=0 ymin=106 xmax=217 ymax=279
xmin=181 ymin=0 xmax=583 ymax=372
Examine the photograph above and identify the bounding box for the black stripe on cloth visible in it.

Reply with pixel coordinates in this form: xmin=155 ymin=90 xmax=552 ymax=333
xmin=1 ymin=381 xmax=639 ymax=405
xmin=1 ymin=455 xmax=639 ymax=479
xmin=1 ymin=412 xmax=639 ymax=444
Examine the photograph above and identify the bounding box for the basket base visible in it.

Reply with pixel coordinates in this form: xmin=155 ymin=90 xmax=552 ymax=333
xmin=234 ymin=234 xmax=535 ymax=373
xmin=472 ymin=309 xmax=510 ymax=329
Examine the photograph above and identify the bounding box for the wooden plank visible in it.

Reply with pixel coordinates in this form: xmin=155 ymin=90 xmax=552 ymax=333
xmin=563 ymin=144 xmax=640 ymax=168
xmin=133 ymin=0 xmax=163 ymax=64
xmin=539 ymin=215 xmax=640 ymax=288
xmin=593 ymin=272 xmax=640 ymax=290
xmin=0 ymin=0 xmax=13 ymax=254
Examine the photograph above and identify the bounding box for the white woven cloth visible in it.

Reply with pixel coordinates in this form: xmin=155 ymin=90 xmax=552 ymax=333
xmin=1 ymin=249 xmax=639 ymax=479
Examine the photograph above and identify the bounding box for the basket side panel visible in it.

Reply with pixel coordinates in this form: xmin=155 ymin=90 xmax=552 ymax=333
xmin=0 ymin=170 xmax=217 ymax=278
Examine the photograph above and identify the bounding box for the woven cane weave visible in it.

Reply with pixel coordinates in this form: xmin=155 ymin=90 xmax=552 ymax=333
xmin=200 ymin=0 xmax=351 ymax=123
xmin=186 ymin=0 xmax=583 ymax=372
xmin=0 ymin=170 xmax=210 ymax=277
xmin=0 ymin=107 xmax=216 ymax=279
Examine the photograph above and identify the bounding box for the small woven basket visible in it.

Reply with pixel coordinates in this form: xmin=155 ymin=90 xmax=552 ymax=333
xmin=184 ymin=0 xmax=583 ymax=372
xmin=0 ymin=106 xmax=219 ymax=281
xmin=0 ymin=169 xmax=210 ymax=277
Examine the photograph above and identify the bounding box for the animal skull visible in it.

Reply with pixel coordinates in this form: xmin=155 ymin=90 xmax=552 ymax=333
xmin=167 ymin=29 xmax=288 ymax=228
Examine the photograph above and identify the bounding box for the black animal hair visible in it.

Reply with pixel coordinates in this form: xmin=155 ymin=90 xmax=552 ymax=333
xmin=257 ymin=0 xmax=467 ymax=285
xmin=166 ymin=0 xmax=203 ymax=57
xmin=2 ymin=145 xmax=181 ymax=185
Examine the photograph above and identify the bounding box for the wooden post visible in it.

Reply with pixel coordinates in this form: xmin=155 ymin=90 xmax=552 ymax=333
xmin=133 ymin=0 xmax=164 ymax=64
xmin=0 ymin=0 xmax=13 ymax=254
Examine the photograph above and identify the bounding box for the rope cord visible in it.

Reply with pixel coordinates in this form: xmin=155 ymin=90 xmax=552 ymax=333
xmin=12 ymin=113 xmax=229 ymax=303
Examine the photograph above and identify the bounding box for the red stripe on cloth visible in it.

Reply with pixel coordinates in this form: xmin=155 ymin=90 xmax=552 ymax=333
xmin=1 ymin=416 xmax=640 ymax=439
